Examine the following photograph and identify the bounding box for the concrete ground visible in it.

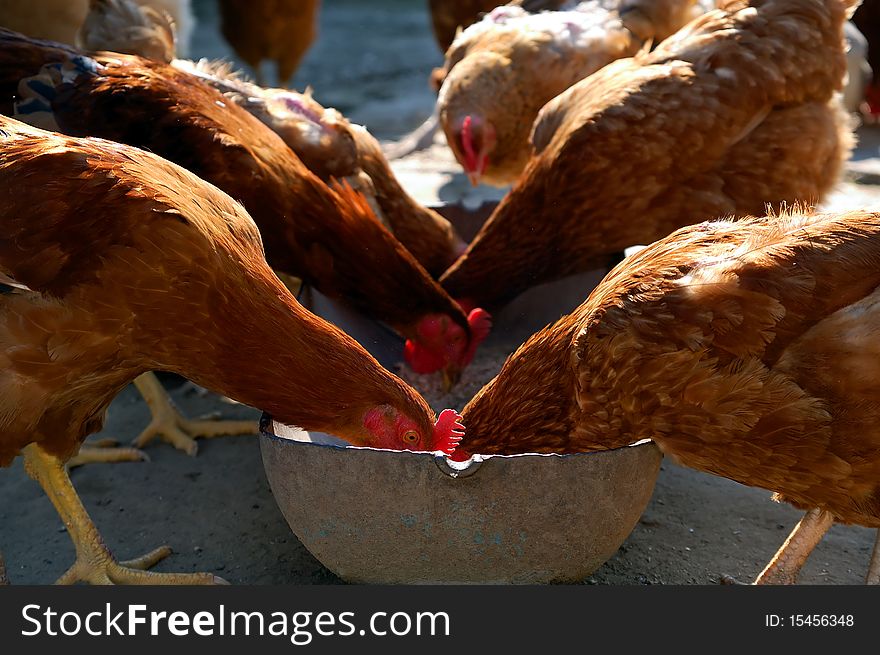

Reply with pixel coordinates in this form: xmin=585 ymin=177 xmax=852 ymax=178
xmin=1 ymin=0 xmax=880 ymax=585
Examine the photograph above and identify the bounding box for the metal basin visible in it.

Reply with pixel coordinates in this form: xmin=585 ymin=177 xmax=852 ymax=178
xmin=261 ymin=420 xmax=662 ymax=584
xmin=259 ymin=201 xmax=661 ymax=583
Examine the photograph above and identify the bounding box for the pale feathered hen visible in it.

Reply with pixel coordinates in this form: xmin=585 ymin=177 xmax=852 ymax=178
xmin=78 ymin=0 xmax=177 ymax=62
xmin=436 ymin=0 xmax=713 ymax=186
xmin=441 ymin=0 xmax=858 ymax=311
xmin=0 ymin=0 xmax=192 ymax=56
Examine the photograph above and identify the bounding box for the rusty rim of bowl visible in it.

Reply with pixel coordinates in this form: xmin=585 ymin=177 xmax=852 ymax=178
xmin=260 ymin=412 xmax=658 ymax=479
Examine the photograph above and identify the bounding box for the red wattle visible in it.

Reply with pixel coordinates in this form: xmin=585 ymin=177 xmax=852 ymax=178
xmin=404 ymin=339 xmax=446 ymax=374
xmin=460 ymin=115 xmax=479 ymax=172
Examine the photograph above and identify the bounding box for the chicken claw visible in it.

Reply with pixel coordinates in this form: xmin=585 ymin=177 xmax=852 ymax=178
xmin=67 ymin=438 xmax=149 ymax=469
xmin=867 ymin=531 xmax=880 ymax=585
xmin=132 ymin=372 xmax=258 ymax=456
xmin=23 ymin=443 xmax=225 ymax=586
xmin=55 ymin=545 xmax=225 ymax=586
xmin=720 ymin=509 xmax=834 ymax=585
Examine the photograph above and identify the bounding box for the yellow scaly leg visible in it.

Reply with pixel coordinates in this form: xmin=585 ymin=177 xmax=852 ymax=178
xmin=754 ymin=509 xmax=834 ymax=585
xmin=22 ymin=443 xmax=225 ymax=585
xmin=132 ymin=372 xmax=257 ymax=456
xmin=866 ymin=530 xmax=880 ymax=584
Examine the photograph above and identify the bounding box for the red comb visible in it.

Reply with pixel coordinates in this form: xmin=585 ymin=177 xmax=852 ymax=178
xmin=404 ymin=338 xmax=446 ymax=374
xmin=433 ymin=408 xmax=465 ymax=455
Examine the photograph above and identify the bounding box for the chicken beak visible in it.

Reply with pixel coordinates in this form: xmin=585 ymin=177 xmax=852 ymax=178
xmin=441 ymin=367 xmax=462 ymax=393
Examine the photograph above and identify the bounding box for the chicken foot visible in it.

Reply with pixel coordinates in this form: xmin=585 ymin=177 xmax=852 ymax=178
xmin=22 ymin=443 xmax=224 ymax=585
xmin=132 ymin=372 xmax=258 ymax=456
xmin=67 ymin=438 xmax=149 ymax=469
xmin=754 ymin=509 xmax=835 ymax=584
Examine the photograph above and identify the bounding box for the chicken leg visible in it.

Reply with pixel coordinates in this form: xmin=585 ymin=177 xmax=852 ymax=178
xmin=132 ymin=372 xmax=258 ymax=456
xmin=866 ymin=530 xmax=880 ymax=584
xmin=22 ymin=443 xmax=224 ymax=585
xmin=754 ymin=509 xmax=835 ymax=585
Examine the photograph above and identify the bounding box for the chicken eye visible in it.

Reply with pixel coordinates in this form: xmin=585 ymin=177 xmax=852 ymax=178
xmin=402 ymin=431 xmax=419 ymax=445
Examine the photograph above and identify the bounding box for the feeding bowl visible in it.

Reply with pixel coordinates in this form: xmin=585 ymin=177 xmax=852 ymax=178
xmin=260 ymin=419 xmax=662 ymax=584
xmin=259 ymin=201 xmax=661 ymax=583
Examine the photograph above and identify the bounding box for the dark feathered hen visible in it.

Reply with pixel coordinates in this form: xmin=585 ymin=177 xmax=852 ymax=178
xmin=852 ymin=0 xmax=880 ymax=115
xmin=441 ymin=0 xmax=857 ymax=311
xmin=461 ymin=207 xmax=880 ymax=584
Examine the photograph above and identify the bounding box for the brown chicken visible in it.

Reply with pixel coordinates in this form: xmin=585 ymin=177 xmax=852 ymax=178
xmin=0 ymin=30 xmax=490 ymax=452
xmin=218 ymin=0 xmax=319 ymax=87
xmin=8 ymin=7 xmax=243 ymax=463
xmin=0 ymin=0 xmax=88 ymax=45
xmin=436 ymin=0 xmax=710 ymax=186
xmin=618 ymin=0 xmax=714 ymax=43
xmin=441 ymin=0 xmax=857 ymax=310
xmin=0 ymin=115 xmax=465 ymax=584
xmin=459 ymin=207 xmax=880 ymax=584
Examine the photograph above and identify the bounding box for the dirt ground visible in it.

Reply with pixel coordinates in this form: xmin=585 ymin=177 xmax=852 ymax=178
xmin=2 ymin=0 xmax=880 ymax=585
xmin=2 ymin=381 xmax=876 ymax=585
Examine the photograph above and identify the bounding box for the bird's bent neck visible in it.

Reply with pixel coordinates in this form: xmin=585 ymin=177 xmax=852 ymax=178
xmin=153 ymin=272 xmax=415 ymax=443
xmin=460 ymin=320 xmax=581 ymax=455
xmin=441 ymin=181 xmax=609 ymax=310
